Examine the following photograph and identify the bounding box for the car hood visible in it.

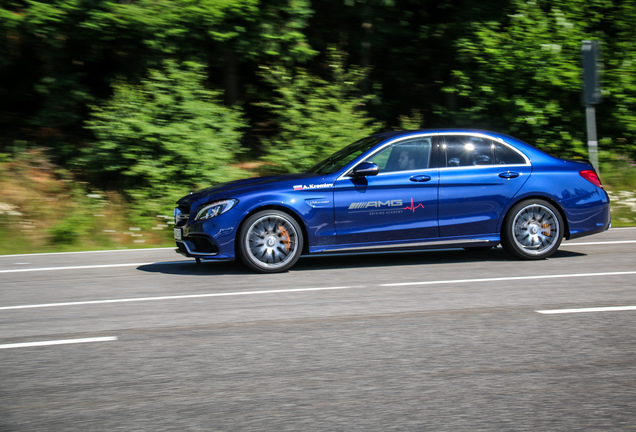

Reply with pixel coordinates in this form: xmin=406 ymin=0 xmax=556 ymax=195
xmin=176 ymin=173 xmax=319 ymax=207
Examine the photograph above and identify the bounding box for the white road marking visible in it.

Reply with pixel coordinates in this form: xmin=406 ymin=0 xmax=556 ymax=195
xmin=2 ymin=270 xmax=636 ymax=311
xmin=0 ymin=247 xmax=174 ymax=258
xmin=381 ymin=270 xmax=636 ymax=287
xmin=0 ymin=263 xmax=155 ymax=274
xmin=565 ymin=240 xmax=636 ymax=246
xmin=0 ymin=286 xmax=364 ymax=311
xmin=0 ymin=336 xmax=118 ymax=349
xmin=0 ymin=261 xmax=191 ymax=274
xmin=536 ymin=306 xmax=636 ymax=314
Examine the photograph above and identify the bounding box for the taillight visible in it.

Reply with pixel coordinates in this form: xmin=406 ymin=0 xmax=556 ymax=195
xmin=580 ymin=170 xmax=603 ymax=188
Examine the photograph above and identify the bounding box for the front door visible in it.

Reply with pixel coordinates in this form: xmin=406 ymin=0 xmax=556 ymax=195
xmin=333 ymin=136 xmax=439 ymax=245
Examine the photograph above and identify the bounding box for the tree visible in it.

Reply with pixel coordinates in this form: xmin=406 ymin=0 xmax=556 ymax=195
xmin=438 ymin=0 xmax=636 ymax=160
xmin=259 ymin=49 xmax=380 ymax=172
xmin=80 ymin=60 xmax=245 ymax=202
xmin=599 ymin=0 xmax=636 ymax=158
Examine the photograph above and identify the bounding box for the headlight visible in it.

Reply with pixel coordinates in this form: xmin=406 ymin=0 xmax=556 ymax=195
xmin=194 ymin=199 xmax=238 ymax=221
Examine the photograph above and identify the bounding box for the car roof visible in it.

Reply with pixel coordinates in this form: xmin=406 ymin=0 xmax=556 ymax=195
xmin=370 ymin=129 xmax=554 ymax=162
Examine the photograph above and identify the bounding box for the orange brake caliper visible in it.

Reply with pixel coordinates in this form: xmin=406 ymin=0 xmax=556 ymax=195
xmin=278 ymin=225 xmax=291 ymax=251
xmin=542 ymin=223 xmax=551 ymax=237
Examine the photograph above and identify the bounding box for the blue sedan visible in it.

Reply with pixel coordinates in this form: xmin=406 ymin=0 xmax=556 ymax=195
xmin=174 ymin=130 xmax=610 ymax=272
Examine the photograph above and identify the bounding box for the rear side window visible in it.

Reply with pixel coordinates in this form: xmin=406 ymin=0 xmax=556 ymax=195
xmin=442 ymin=136 xmax=493 ymax=167
xmin=493 ymin=142 xmax=526 ymax=165
xmin=441 ymin=135 xmax=526 ymax=167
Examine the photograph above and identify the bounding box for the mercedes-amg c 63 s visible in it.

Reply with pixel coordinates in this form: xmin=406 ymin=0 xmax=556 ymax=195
xmin=174 ymin=130 xmax=610 ymax=272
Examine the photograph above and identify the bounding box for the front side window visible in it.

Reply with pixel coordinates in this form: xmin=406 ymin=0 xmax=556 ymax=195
xmin=306 ymin=136 xmax=384 ymax=175
xmin=368 ymin=137 xmax=433 ymax=173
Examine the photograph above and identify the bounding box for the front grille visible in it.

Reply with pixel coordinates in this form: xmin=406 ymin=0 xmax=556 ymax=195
xmin=188 ymin=235 xmax=219 ymax=254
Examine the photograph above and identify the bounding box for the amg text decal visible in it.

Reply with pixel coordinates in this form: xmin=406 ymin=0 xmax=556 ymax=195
xmin=348 ymin=200 xmax=403 ymax=210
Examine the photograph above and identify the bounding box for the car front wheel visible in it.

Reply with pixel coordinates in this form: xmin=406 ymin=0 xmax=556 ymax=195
xmin=238 ymin=210 xmax=303 ymax=273
xmin=501 ymin=200 xmax=564 ymax=260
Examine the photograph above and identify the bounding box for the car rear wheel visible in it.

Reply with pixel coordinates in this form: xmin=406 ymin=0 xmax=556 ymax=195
xmin=501 ymin=199 xmax=563 ymax=260
xmin=238 ymin=210 xmax=303 ymax=273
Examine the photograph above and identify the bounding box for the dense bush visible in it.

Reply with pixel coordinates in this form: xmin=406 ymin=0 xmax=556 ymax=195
xmin=80 ymin=60 xmax=245 ymax=206
xmin=260 ymin=49 xmax=379 ymax=172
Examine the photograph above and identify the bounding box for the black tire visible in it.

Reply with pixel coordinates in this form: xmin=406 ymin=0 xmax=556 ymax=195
xmin=501 ymin=199 xmax=564 ymax=260
xmin=237 ymin=210 xmax=304 ymax=273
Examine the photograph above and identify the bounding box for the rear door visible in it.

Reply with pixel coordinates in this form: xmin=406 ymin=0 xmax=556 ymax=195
xmin=438 ymin=133 xmax=531 ymax=237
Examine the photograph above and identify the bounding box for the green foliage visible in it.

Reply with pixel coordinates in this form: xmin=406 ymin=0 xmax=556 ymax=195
xmin=397 ymin=110 xmax=425 ymax=130
xmin=260 ymin=49 xmax=379 ymax=172
xmin=438 ymin=0 xmax=636 ymax=159
xmin=0 ymin=0 xmax=298 ymax=152
xmin=0 ymin=148 xmax=176 ymax=254
xmin=438 ymin=1 xmax=585 ymax=156
xmin=2 ymin=0 xmax=636 ymax=219
xmin=601 ymin=155 xmax=636 ymax=227
xmin=255 ymin=0 xmax=316 ymax=63
xmin=600 ymin=1 xmax=636 ymax=157
xmin=80 ymin=60 xmax=245 ymax=202
xmin=600 ymin=153 xmax=636 ymax=191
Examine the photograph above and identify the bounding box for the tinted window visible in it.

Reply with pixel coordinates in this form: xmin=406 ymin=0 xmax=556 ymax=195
xmin=441 ymin=135 xmax=526 ymax=167
xmin=307 ymin=136 xmax=383 ymax=174
xmin=442 ymin=136 xmax=494 ymax=167
xmin=493 ymin=142 xmax=526 ymax=165
xmin=368 ymin=138 xmax=432 ymax=173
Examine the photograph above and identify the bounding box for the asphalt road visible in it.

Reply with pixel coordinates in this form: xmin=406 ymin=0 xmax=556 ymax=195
xmin=1 ymin=228 xmax=636 ymax=431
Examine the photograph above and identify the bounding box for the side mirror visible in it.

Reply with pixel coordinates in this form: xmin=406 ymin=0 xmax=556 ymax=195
xmin=348 ymin=161 xmax=379 ymax=178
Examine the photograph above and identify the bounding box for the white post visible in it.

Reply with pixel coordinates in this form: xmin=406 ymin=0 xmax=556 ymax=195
xmin=585 ymin=104 xmax=599 ymax=172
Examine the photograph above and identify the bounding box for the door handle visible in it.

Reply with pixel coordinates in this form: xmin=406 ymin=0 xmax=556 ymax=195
xmin=499 ymin=171 xmax=520 ymax=179
xmin=410 ymin=175 xmax=431 ymax=182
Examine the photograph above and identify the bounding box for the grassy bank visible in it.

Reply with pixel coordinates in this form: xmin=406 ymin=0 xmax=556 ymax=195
xmin=0 ymin=150 xmax=175 ymax=255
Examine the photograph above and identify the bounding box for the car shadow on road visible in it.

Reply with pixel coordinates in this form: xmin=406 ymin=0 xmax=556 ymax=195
xmin=137 ymin=260 xmax=247 ymax=275
xmin=293 ymin=247 xmax=585 ymax=271
xmin=136 ymin=247 xmax=586 ymax=275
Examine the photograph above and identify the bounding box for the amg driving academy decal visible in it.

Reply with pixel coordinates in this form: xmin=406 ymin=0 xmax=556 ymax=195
xmin=348 ymin=199 xmax=403 ymax=215
xmin=348 ymin=198 xmax=425 ymax=215
xmin=293 ymin=183 xmax=333 ymax=191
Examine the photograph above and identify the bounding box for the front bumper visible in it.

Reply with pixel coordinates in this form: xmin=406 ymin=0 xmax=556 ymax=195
xmin=175 ymin=232 xmax=220 ymax=258
xmin=173 ymin=213 xmax=240 ymax=260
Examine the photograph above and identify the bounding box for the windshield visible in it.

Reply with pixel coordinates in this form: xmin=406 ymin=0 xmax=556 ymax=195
xmin=306 ymin=136 xmax=384 ymax=175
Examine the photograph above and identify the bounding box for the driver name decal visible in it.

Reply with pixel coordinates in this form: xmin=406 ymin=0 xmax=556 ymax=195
xmin=293 ymin=183 xmax=333 ymax=191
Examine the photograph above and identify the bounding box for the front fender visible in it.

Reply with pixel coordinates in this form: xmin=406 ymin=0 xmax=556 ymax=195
xmin=237 ymin=191 xmax=337 ymax=248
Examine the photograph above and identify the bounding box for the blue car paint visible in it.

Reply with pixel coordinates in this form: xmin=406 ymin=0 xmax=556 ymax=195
xmin=438 ymin=165 xmax=532 ymax=238
xmin=174 ymin=129 xmax=610 ymax=264
xmin=333 ymin=168 xmax=439 ymax=244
